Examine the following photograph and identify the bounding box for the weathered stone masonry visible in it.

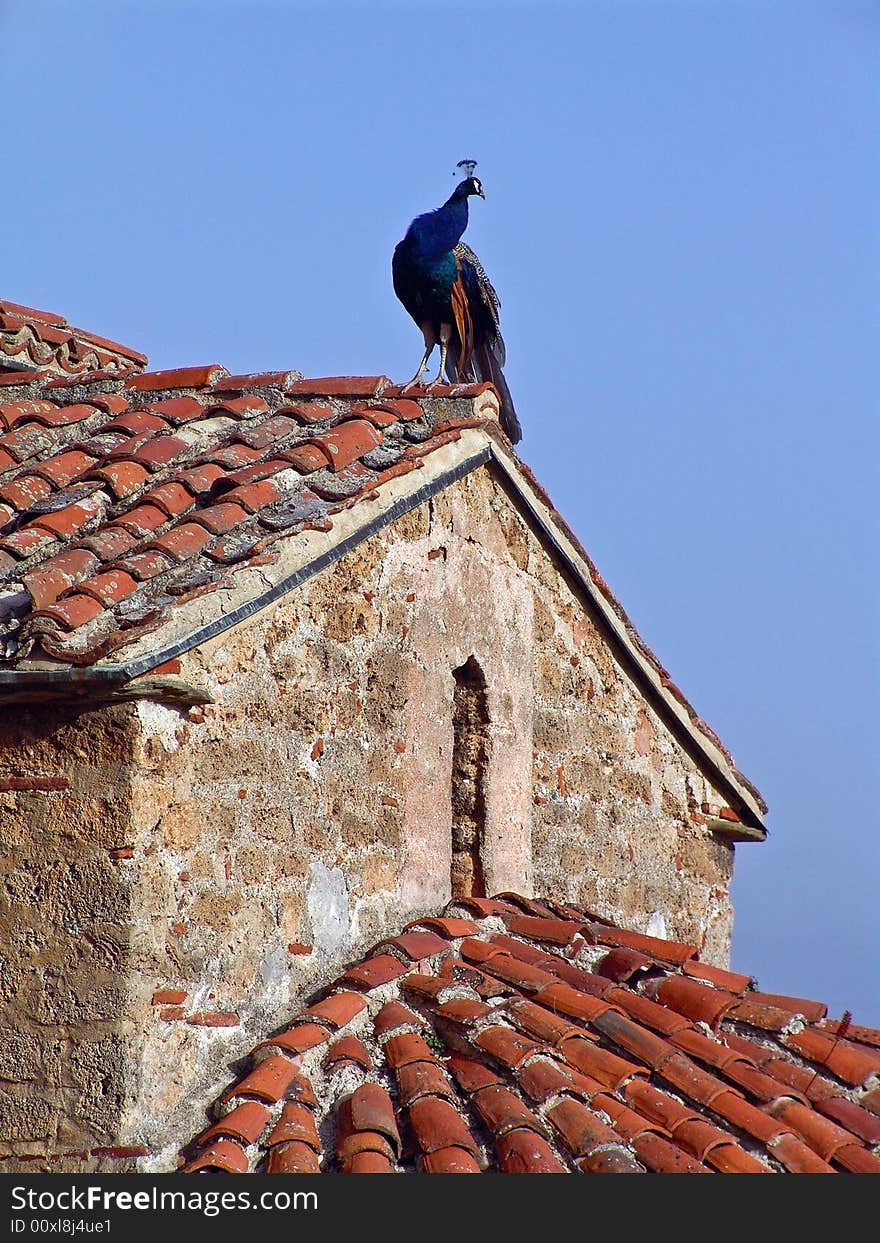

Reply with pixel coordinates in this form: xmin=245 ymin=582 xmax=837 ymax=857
xmin=1 ymin=465 xmax=739 ymax=1168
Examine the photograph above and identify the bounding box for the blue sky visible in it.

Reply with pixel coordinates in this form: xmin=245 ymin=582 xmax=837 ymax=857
xmin=3 ymin=1 xmax=878 ymax=1023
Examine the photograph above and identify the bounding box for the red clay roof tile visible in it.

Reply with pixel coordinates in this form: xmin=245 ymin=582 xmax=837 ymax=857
xmin=408 ymin=1096 xmax=478 ymax=1158
xmin=73 ymin=570 xmax=138 ymax=606
xmin=768 ymin=1132 xmax=836 ymax=1174
xmin=88 ymin=460 xmax=151 ymax=498
xmin=265 ymin=1141 xmax=321 ymax=1174
xmin=127 ymin=365 xmax=226 ymax=392
xmin=681 ymin=960 xmax=753 ymax=993
xmin=147 ymin=522 xmax=213 ymax=562
xmin=782 ymin=1028 xmax=880 ymax=1085
xmin=579 ymin=1147 xmax=645 ymax=1173
xmin=632 ymin=1132 xmax=711 ymax=1173
xmin=300 ymin=990 xmax=367 ymax=1029
xmin=652 ymin=975 xmax=738 ymax=1028
xmin=590 ymin=1008 xmax=677 ymax=1069
xmin=596 ymin=946 xmax=657 ymax=982
xmin=817 ymin=1096 xmax=880 ymax=1144
xmin=195 ymin=1101 xmax=271 ymax=1147
xmin=377 ymin=930 xmax=449 ymax=961
xmin=384 ymin=1032 xmax=439 ymax=1070
xmin=31 ymin=592 xmax=104 ymax=631
xmin=264 ymin=1102 xmax=321 ymax=1152
xmin=24 ymin=548 xmax=100 ymax=608
xmin=110 ymin=503 xmax=167 ymax=536
xmin=31 ymin=496 xmax=103 ymax=540
xmin=536 ymin=981 xmax=615 ymax=1023
xmin=141 ymin=481 xmax=195 ymax=517
xmin=497 ymin=1129 xmax=568 ymax=1173
xmin=561 ymin=1035 xmax=647 ymax=1091
xmin=346 ymin=1084 xmax=401 ymax=1156
xmin=29 ymin=450 xmax=99 ymax=487
xmin=769 ymin=1099 xmax=857 ymax=1162
xmin=506 ymin=997 xmax=583 ymax=1047
xmin=306 ymin=419 xmax=381 ymax=473
xmin=446 ymin=1056 xmax=506 ymax=1096
xmin=259 ymin=1022 xmax=329 ymax=1057
xmin=721 ymin=1058 xmax=807 ymax=1104
xmin=216 ymin=372 xmax=301 ymax=391
xmin=340 ymin=954 xmax=410 ymax=991
xmin=545 ymin=1097 xmax=622 ymax=1156
xmin=658 ymin=1053 xmax=731 ymax=1106
xmin=474 ymin=1026 xmax=546 ymax=1071
xmin=184 ymin=1138 xmax=249 ymax=1174
xmin=471 ymin=1084 xmax=548 ymax=1139
xmin=605 ymin=987 xmax=692 ymax=1035
xmin=503 ymin=915 xmax=587 ymax=946
xmin=397 ymin=1060 xmax=456 ymax=1107
xmin=0 ymin=474 xmax=53 ymax=510
xmin=591 ymin=926 xmax=699 ymax=964
xmin=707 ymin=1144 xmax=769 ymax=1173
xmin=834 ymin=1145 xmax=880 ymax=1174
xmin=118 ymin=549 xmax=175 ymax=581
xmin=668 ymin=1028 xmax=752 ymax=1071
xmin=623 ymin=1077 xmax=700 ymax=1131
xmin=709 ymin=1090 xmax=788 ymax=1144
xmin=373 ymin=1000 xmax=425 ymax=1038
xmin=223 ymin=1055 xmax=301 ymax=1105
xmin=517 ymin=1057 xmax=584 ymax=1104
xmin=286 ymin=376 xmax=390 ymax=398
xmin=750 ymin=991 xmax=828 ymax=1022
xmin=420 ymin=1147 xmax=481 ymax=1173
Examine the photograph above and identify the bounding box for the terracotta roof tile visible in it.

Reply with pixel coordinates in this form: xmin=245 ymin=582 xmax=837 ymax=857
xmin=397 ymin=1060 xmax=456 ymax=1107
xmin=265 ymin=1142 xmax=320 ymax=1174
xmin=285 ymin=376 xmax=390 ymax=398
xmin=193 ymin=1100 xmax=271 ymax=1148
xmin=408 ymin=1096 xmax=479 ymax=1159
xmin=265 ymin=1102 xmax=321 ymax=1151
xmin=299 ymin=990 xmax=366 ymax=1029
xmin=183 ymin=1138 xmax=249 ymax=1174
xmin=750 ymin=991 xmax=828 ymax=1022
xmin=127 ymin=365 xmax=227 ymax=392
xmin=632 ymin=1132 xmax=711 ymax=1173
xmin=652 ymin=975 xmax=738 ymax=1028
xmin=545 ymin=1097 xmax=620 ymax=1155
xmin=222 ymin=1055 xmax=301 ymax=1105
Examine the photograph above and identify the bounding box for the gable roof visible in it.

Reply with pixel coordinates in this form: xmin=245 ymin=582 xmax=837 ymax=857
xmin=175 ymin=892 xmax=880 ymax=1174
xmin=0 ymin=299 xmax=147 ymax=378
xmin=0 ymin=298 xmax=765 ymax=829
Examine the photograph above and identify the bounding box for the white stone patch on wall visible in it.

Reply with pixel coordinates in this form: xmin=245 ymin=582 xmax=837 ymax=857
xmin=258 ymin=941 xmax=294 ymax=1008
xmin=645 ymin=910 xmax=668 ymax=940
xmin=136 ymin=700 xmax=183 ymax=753
xmin=306 ymin=862 xmax=351 ymax=958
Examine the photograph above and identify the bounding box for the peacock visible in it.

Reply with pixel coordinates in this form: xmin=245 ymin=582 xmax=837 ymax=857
xmin=392 ymin=162 xmax=522 ymax=444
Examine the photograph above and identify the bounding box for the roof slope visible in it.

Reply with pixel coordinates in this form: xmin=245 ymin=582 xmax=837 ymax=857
xmin=0 ymin=299 xmax=147 ymax=378
xmin=177 ymin=893 xmax=880 ymax=1174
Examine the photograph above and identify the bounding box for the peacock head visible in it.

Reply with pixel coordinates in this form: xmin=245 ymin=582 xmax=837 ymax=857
xmin=451 ymin=176 xmax=485 ymax=202
xmin=454 ymin=159 xmax=485 ymax=200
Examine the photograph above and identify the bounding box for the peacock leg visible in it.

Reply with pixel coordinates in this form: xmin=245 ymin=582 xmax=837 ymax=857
xmin=425 ymin=323 xmax=451 ymax=392
xmin=401 ymin=323 xmax=436 ymax=392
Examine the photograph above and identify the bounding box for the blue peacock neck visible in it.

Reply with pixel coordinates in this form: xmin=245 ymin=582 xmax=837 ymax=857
xmin=406 ymin=190 xmax=469 ymax=261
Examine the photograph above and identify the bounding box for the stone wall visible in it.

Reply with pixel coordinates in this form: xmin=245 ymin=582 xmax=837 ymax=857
xmin=0 ymin=703 xmax=142 ymax=1168
xmin=0 ymin=464 xmax=740 ymax=1170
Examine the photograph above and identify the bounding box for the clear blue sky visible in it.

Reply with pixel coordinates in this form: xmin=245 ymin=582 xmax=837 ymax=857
xmin=4 ymin=1 xmax=878 ymax=1023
